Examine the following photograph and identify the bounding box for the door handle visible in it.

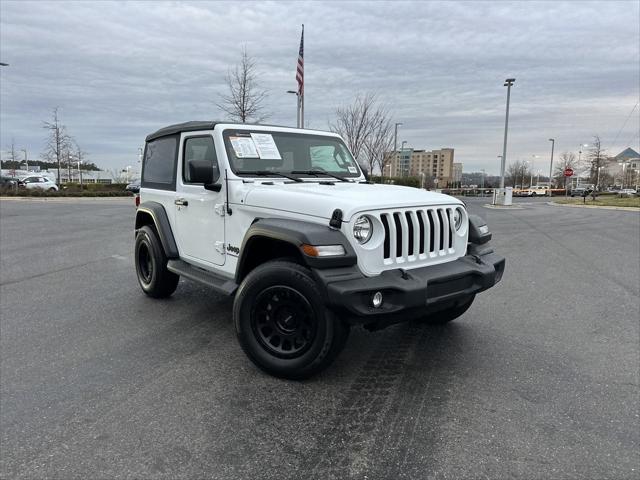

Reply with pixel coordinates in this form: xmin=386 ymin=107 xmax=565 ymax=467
xmin=175 ymin=198 xmax=189 ymax=206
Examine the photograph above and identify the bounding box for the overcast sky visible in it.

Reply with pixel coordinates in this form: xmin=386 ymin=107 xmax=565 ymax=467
xmin=1 ymin=0 xmax=638 ymax=174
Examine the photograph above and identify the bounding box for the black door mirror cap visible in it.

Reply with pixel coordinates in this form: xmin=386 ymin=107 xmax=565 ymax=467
xmin=204 ymin=183 xmax=222 ymax=192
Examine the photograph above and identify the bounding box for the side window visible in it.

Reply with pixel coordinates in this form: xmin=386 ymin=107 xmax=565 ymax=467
xmin=142 ymin=135 xmax=178 ymax=190
xmin=183 ymin=136 xmax=220 ymax=183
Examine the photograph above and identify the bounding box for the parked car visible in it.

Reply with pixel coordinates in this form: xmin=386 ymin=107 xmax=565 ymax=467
xmin=126 ymin=179 xmax=141 ymax=194
xmin=19 ymin=176 xmax=59 ymax=191
xmin=133 ymin=121 xmax=505 ymax=379
xmin=570 ymin=187 xmax=587 ymax=197
xmin=618 ymin=189 xmax=637 ymax=197
xmin=1 ymin=176 xmax=19 ymax=188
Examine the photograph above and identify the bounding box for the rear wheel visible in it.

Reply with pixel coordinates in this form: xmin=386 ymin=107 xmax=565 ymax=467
xmin=134 ymin=225 xmax=179 ymax=298
xmin=234 ymin=260 xmax=349 ymax=379
xmin=419 ymin=295 xmax=475 ymax=325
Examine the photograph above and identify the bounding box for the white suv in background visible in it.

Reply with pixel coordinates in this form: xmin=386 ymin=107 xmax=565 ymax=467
xmin=19 ymin=176 xmax=59 ymax=191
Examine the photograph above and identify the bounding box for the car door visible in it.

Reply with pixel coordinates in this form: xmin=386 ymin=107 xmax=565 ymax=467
xmin=174 ymin=133 xmax=225 ymax=267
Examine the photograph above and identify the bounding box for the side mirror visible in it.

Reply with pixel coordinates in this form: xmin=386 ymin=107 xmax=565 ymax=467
xmin=189 ymin=160 xmax=213 ymax=184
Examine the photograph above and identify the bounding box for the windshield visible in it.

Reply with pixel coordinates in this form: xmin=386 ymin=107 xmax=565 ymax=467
xmin=223 ymin=129 xmax=361 ymax=178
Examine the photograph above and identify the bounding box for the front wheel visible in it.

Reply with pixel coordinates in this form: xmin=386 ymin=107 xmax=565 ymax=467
xmin=419 ymin=295 xmax=475 ymax=325
xmin=234 ymin=260 xmax=349 ymax=379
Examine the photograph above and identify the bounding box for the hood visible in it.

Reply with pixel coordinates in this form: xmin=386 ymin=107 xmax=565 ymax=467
xmin=242 ymin=181 xmax=463 ymax=221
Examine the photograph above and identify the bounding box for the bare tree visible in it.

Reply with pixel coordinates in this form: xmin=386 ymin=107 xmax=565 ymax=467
xmin=330 ymin=93 xmax=380 ymax=165
xmin=553 ymin=152 xmax=578 ymax=189
xmin=363 ymin=112 xmax=395 ymax=180
xmin=506 ymin=160 xmax=532 ymax=188
xmin=586 ymin=135 xmax=608 ymax=185
xmin=74 ymin=142 xmax=88 ymax=185
xmin=42 ymin=107 xmax=72 ymax=184
xmin=217 ymin=47 xmax=269 ymax=123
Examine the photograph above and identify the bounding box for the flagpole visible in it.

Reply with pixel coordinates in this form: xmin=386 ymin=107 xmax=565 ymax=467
xmin=300 ymin=24 xmax=304 ymax=129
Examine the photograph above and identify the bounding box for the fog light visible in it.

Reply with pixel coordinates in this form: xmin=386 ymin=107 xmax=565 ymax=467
xmin=372 ymin=291 xmax=383 ymax=308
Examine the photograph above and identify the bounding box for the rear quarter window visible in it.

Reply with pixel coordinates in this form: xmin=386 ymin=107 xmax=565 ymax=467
xmin=142 ymin=135 xmax=178 ymax=190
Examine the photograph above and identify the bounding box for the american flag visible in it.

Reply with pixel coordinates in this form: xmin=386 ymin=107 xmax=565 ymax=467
xmin=296 ymin=25 xmax=304 ymax=95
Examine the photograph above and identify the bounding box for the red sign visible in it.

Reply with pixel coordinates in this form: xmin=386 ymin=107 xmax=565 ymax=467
xmin=563 ymin=168 xmax=574 ymax=177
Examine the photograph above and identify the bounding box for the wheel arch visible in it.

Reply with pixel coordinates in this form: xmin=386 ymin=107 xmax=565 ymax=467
xmin=235 ymin=218 xmax=357 ymax=284
xmin=135 ymin=201 xmax=179 ymax=258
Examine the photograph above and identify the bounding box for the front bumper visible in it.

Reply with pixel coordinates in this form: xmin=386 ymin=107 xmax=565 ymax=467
xmin=313 ymin=245 xmax=505 ymax=328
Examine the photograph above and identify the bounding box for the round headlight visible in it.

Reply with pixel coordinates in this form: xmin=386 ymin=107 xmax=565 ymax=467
xmin=353 ymin=216 xmax=373 ymax=244
xmin=453 ymin=208 xmax=464 ymax=231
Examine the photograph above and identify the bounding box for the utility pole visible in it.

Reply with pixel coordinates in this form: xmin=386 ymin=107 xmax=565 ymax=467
xmin=548 ymin=138 xmax=555 ymax=196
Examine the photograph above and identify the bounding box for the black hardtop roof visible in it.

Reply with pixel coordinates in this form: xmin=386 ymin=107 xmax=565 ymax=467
xmin=145 ymin=121 xmax=336 ymax=142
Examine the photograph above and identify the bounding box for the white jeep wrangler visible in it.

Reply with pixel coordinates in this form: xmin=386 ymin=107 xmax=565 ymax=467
xmin=134 ymin=122 xmax=505 ymax=379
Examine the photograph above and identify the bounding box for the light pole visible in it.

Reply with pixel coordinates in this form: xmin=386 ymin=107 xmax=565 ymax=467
xmin=499 ymin=78 xmax=515 ymax=191
xmin=286 ymin=90 xmax=300 ymax=128
xmin=596 ymin=166 xmax=603 ymax=191
xmin=522 ymin=160 xmax=530 ymax=189
xmin=548 ymin=138 xmax=555 ymax=196
xmin=619 ymin=162 xmax=627 ymax=188
xmin=481 ymin=169 xmax=485 ymax=197
xmin=400 ymin=140 xmax=407 ymax=177
xmin=530 ymin=155 xmax=539 ymax=187
xmin=577 ymin=143 xmax=588 ymax=189
xmin=21 ymin=149 xmax=28 ymax=172
xmin=493 ymin=156 xmax=502 ymax=204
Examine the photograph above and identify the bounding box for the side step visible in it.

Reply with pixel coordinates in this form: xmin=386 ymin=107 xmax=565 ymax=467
xmin=167 ymin=260 xmax=238 ymax=296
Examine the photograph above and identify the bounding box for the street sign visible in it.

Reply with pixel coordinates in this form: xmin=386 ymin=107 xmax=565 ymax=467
xmin=563 ymin=168 xmax=574 ymax=177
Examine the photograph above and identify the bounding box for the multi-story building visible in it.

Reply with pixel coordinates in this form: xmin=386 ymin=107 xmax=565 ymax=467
xmin=452 ymin=162 xmax=463 ymax=187
xmin=387 ymin=148 xmax=456 ymax=186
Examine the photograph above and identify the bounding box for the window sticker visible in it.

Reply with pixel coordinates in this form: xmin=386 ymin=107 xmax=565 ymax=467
xmin=250 ymin=133 xmax=282 ymax=160
xmin=230 ymin=136 xmax=259 ymax=158
xmin=348 ymin=166 xmax=358 ymax=174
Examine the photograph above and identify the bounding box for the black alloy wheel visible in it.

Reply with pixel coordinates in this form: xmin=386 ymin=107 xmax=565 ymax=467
xmin=137 ymin=242 xmax=154 ymax=286
xmin=251 ymin=286 xmax=318 ymax=359
xmin=234 ymin=260 xmax=350 ymax=379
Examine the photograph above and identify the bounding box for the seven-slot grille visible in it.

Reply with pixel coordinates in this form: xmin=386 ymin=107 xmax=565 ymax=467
xmin=379 ymin=207 xmax=457 ymax=264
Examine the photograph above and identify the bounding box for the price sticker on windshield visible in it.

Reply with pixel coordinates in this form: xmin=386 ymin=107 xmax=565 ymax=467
xmin=250 ymin=133 xmax=282 ymax=160
xmin=230 ymin=136 xmax=259 ymax=158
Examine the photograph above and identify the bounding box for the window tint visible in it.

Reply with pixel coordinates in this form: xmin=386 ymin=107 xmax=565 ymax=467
xmin=142 ymin=135 xmax=178 ymax=189
xmin=183 ymin=136 xmax=220 ymax=183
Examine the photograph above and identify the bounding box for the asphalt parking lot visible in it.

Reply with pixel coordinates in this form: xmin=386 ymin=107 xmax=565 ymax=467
xmin=1 ymin=196 xmax=638 ymax=479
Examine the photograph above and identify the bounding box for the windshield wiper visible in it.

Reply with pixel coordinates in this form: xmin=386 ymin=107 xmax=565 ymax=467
xmin=240 ymin=171 xmax=303 ymax=182
xmin=290 ymin=170 xmax=350 ymax=182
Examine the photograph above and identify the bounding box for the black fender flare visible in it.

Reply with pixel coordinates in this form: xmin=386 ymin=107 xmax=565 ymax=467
xmin=236 ymin=218 xmax=357 ymax=283
xmin=135 ymin=201 xmax=179 ymax=258
xmin=468 ymin=214 xmax=492 ymax=245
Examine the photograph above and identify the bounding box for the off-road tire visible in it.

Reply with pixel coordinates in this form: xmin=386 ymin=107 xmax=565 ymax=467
xmin=420 ymin=295 xmax=475 ymax=325
xmin=134 ymin=225 xmax=179 ymax=298
xmin=234 ymin=260 xmax=349 ymax=379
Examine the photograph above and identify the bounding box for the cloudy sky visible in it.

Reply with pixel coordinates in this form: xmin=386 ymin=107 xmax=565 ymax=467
xmin=1 ymin=0 xmax=638 ymax=174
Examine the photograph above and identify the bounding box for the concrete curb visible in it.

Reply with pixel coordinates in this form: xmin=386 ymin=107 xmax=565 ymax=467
xmin=548 ymin=201 xmax=639 ymax=212
xmin=1 ymin=196 xmax=132 ymax=203
xmin=483 ymin=204 xmax=524 ymax=210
